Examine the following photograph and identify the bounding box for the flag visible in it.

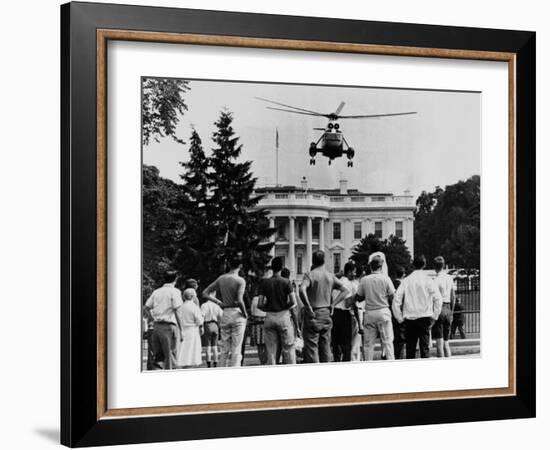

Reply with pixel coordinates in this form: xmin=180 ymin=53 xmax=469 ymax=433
xmin=275 ymin=128 xmax=279 ymax=149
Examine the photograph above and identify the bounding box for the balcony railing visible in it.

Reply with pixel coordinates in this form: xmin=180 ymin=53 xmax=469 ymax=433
xmin=256 ymin=192 xmax=415 ymax=208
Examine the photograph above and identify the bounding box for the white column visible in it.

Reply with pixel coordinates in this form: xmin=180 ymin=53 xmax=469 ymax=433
xmin=306 ymin=216 xmax=313 ymax=267
xmin=406 ymin=216 xmax=414 ymax=256
xmin=343 ymin=218 xmax=352 ymax=261
xmin=385 ymin=218 xmax=393 ymax=239
xmin=288 ymin=216 xmax=296 ymax=277
xmin=268 ymin=216 xmax=275 ymax=258
xmin=363 ymin=218 xmax=371 ymax=237
xmin=319 ymin=218 xmax=325 ymax=253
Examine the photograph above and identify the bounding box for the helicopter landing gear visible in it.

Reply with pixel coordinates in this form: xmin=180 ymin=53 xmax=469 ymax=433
xmin=309 ymin=158 xmax=316 ymax=165
xmin=309 ymin=143 xmax=317 ymax=158
xmin=347 ymin=161 xmax=354 ymax=167
xmin=328 ymin=159 xmax=333 ymax=166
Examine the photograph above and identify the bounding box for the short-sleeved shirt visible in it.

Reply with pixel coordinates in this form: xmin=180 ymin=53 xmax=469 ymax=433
xmin=200 ymin=300 xmax=223 ymax=323
xmin=145 ymin=284 xmax=184 ymax=324
xmin=333 ymin=276 xmax=357 ymax=310
xmin=434 ymin=271 xmax=455 ymax=304
xmin=258 ymin=275 xmax=293 ymax=312
xmin=357 ymin=272 xmax=396 ymax=311
xmin=303 ymin=268 xmax=338 ymax=309
xmin=209 ymin=273 xmax=245 ymax=308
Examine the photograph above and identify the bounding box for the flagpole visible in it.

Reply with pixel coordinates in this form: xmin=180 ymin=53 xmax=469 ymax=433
xmin=275 ymin=128 xmax=279 ymax=186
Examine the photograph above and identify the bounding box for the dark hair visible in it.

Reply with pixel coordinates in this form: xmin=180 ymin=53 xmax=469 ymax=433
xmin=185 ymin=278 xmax=198 ymax=289
xmin=413 ymin=254 xmax=427 ymax=270
xmin=163 ymin=270 xmax=179 ymax=284
xmin=228 ymin=255 xmax=243 ymax=270
xmin=369 ymin=255 xmax=383 ymax=271
xmin=395 ymin=265 xmax=405 ymax=279
xmin=281 ymin=267 xmax=290 ymax=279
xmin=344 ymin=261 xmax=356 ymax=275
xmin=433 ymin=256 xmax=445 ymax=271
xmin=271 ymin=257 xmax=283 ymax=273
xmin=312 ymin=250 xmax=325 ymax=268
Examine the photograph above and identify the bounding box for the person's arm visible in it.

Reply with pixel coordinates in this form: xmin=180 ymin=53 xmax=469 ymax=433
xmin=392 ymin=284 xmax=405 ymax=323
xmin=288 ymin=292 xmax=301 ymax=337
xmin=173 ymin=291 xmax=185 ymax=341
xmin=202 ymin=279 xmax=222 ymax=306
xmin=429 ymin=280 xmax=443 ymax=320
xmin=299 ymin=276 xmax=314 ymax=315
xmin=143 ymin=294 xmax=155 ymax=323
xmin=236 ymin=278 xmax=248 ymax=319
xmin=351 ymin=302 xmax=363 ymax=334
xmin=332 ymin=277 xmax=351 ymax=309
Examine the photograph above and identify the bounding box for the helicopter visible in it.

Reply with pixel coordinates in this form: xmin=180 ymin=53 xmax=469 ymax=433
xmin=256 ymin=97 xmax=417 ymax=167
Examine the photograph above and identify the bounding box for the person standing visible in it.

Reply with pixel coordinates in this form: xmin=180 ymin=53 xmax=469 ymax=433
xmin=257 ymin=257 xmax=298 ymax=365
xmin=432 ymin=256 xmax=456 ymax=357
xmin=200 ymin=297 xmax=224 ymax=367
xmin=176 ymin=288 xmax=204 ymax=368
xmin=391 ymin=266 xmax=407 ymax=359
xmin=355 ymin=256 xmax=396 ymax=360
xmin=202 ymin=255 xmax=248 ymax=367
xmin=392 ymin=255 xmax=443 ymax=359
xmin=299 ymin=251 xmax=350 ymax=363
xmin=332 ymin=261 xmax=359 ymax=362
xmin=143 ymin=271 xmax=185 ymax=370
xmin=451 ymin=298 xmax=467 ymax=339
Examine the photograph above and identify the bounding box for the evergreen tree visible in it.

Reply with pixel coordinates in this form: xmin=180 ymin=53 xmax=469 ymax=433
xmin=351 ymin=233 xmax=412 ymax=279
xmin=173 ymin=128 xmax=218 ymax=282
xmin=207 ymin=110 xmax=274 ymax=284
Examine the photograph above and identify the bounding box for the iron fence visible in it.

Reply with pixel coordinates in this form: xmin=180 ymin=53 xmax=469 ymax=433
xmin=454 ymin=276 xmax=480 ymax=336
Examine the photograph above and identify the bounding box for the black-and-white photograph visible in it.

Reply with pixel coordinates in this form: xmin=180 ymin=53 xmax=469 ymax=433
xmin=141 ymin=77 xmax=481 ymax=370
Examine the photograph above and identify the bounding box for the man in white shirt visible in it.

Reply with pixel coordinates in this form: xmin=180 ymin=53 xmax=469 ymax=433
xmin=144 ymin=271 xmax=185 ymax=370
xmin=432 ymin=256 xmax=456 ymax=358
xmin=392 ymin=255 xmax=443 ymax=359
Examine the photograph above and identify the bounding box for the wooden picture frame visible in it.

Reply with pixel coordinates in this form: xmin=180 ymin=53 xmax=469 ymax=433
xmin=61 ymin=1 xmax=535 ymax=447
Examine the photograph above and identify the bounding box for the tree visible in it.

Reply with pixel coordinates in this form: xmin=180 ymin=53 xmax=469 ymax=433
xmin=414 ymin=175 xmax=480 ymax=268
xmin=173 ymin=128 xmax=218 ymax=283
xmin=142 ymin=78 xmax=190 ymax=146
xmin=142 ymin=165 xmax=187 ymax=302
xmin=206 ymin=110 xmax=274 ymax=284
xmin=351 ymin=233 xmax=412 ymax=279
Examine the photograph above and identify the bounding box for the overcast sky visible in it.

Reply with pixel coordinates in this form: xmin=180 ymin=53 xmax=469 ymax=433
xmin=143 ymin=79 xmax=480 ymax=198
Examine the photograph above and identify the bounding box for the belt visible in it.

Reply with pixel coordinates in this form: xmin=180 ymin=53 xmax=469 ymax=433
xmin=313 ymin=306 xmax=330 ymax=310
xmin=222 ymin=305 xmax=240 ymax=309
xmin=204 ymin=320 xmax=218 ymax=324
xmin=154 ymin=320 xmax=176 ymax=326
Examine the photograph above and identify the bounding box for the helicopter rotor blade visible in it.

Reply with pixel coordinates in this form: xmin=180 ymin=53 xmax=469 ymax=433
xmin=266 ymin=106 xmax=326 ymax=117
xmin=338 ymin=111 xmax=417 ymax=119
xmin=313 ymin=127 xmax=326 ymax=130
xmin=334 ymin=101 xmax=346 ymax=115
xmin=256 ymin=97 xmax=326 ymax=116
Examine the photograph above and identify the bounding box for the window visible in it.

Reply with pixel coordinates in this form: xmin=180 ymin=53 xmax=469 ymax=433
xmin=312 ymin=222 xmax=320 ymax=239
xmin=297 ymin=255 xmax=303 ymax=275
xmin=333 ymin=222 xmax=341 ymax=240
xmin=354 ymin=222 xmax=362 ymax=240
xmin=395 ymin=221 xmax=403 ymax=238
xmin=374 ymin=221 xmax=383 ymax=238
xmin=333 ymin=253 xmax=341 ymax=274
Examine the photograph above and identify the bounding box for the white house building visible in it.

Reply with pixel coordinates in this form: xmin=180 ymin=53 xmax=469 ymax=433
xmin=255 ymin=177 xmax=415 ymax=280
